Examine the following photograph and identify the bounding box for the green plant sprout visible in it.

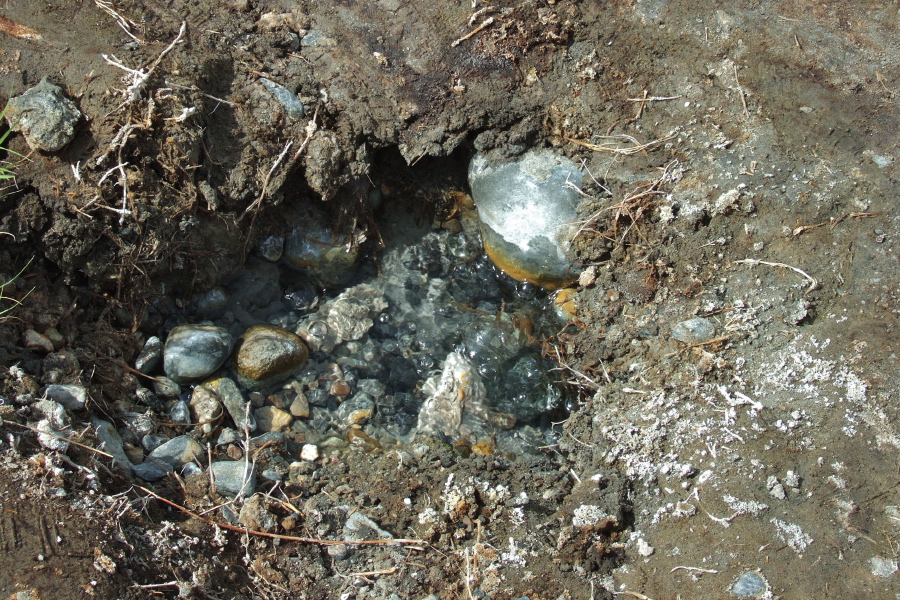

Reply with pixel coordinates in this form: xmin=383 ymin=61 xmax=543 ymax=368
xmin=0 ymin=101 xmax=27 ymax=194
xmin=0 ymin=255 xmax=33 ymax=321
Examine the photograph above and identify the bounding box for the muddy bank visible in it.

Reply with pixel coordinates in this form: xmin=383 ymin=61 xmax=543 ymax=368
xmin=1 ymin=0 xmax=899 ymax=599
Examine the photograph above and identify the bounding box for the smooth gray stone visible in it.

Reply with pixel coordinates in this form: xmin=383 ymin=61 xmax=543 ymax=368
xmin=153 ymin=377 xmax=182 ymax=399
xmin=132 ymin=461 xmax=170 ymax=482
xmin=6 ymin=77 xmax=82 ymax=152
xmin=135 ymin=336 xmax=162 ymax=374
xmin=148 ymin=435 xmax=202 ymax=467
xmin=142 ymin=434 xmax=168 ymax=452
xmin=209 ymin=461 xmax=257 ymax=498
xmin=732 ymin=572 xmax=767 ymax=597
xmin=91 ymin=417 xmax=133 ymax=470
xmin=671 ymin=317 xmax=716 ymax=344
xmin=44 ymin=384 xmax=87 ymax=410
xmin=260 ymin=77 xmax=305 ymax=119
xmin=216 ymin=428 xmax=240 ymax=445
xmin=163 ymin=325 xmax=234 ymax=384
xmin=168 ymin=400 xmax=191 ymax=424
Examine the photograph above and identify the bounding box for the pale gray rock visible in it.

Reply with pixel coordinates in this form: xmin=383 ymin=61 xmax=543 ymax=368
xmin=202 ymin=376 xmax=256 ymax=433
xmin=731 ymin=572 xmax=767 ymax=597
xmin=141 ymin=434 xmax=168 ymax=452
xmin=210 ymin=461 xmax=257 ymax=498
xmin=468 ymin=149 xmax=582 ymax=289
xmin=36 ymin=419 xmax=69 ymax=452
xmin=671 ymin=317 xmax=716 ymax=344
xmin=163 ymin=325 xmax=233 ymax=384
xmin=190 ymin=385 xmax=222 ymax=437
xmin=168 ymin=400 xmax=191 ymax=424
xmin=23 ymin=329 xmax=54 ymax=353
xmin=148 ymin=435 xmax=202 ymax=468
xmin=6 ymin=78 xmax=82 ymax=152
xmin=152 ymin=377 xmax=181 ymax=399
xmin=134 ymin=336 xmax=162 ymax=374
xmin=91 ymin=417 xmax=133 ymax=470
xmin=44 ymin=384 xmax=87 ymax=411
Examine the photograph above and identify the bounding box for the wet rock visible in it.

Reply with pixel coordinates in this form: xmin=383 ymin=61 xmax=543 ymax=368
xmin=168 ymin=400 xmax=191 ymax=424
xmin=163 ymin=325 xmax=234 ymax=384
xmin=731 ymin=572 xmax=767 ymax=597
xmin=336 ymin=392 xmax=375 ymax=427
xmin=148 ymin=435 xmax=202 ymax=468
xmin=283 ymin=225 xmax=359 ymax=288
xmin=257 ymin=235 xmax=285 ymax=262
xmin=417 ymin=352 xmax=492 ymax=442
xmin=233 ymin=325 xmax=309 ymax=390
xmin=254 ymin=406 xmax=293 ymax=432
xmin=134 ymin=336 xmax=162 ymax=374
xmin=671 ymin=317 xmax=716 ymax=344
xmin=288 ymin=385 xmax=310 ymax=418
xmin=239 ymin=494 xmax=278 ymax=532
xmin=91 ymin=417 xmax=133 ymax=470
xmin=190 ymin=385 xmax=223 ymax=437
xmin=23 ymin=329 xmax=54 ymax=353
xmin=202 ymin=376 xmax=256 ymax=433
xmin=297 ymin=283 xmax=388 ymax=351
xmin=6 ymin=78 xmax=82 ymax=152
xmin=195 ymin=287 xmax=228 ymax=319
xmin=468 ymin=149 xmax=582 ymax=289
xmin=44 ymin=384 xmax=87 ymax=411
xmin=210 ymin=460 xmax=257 ymax=498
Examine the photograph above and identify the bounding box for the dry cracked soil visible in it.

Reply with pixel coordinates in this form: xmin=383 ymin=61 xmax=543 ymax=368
xmin=0 ymin=1 xmax=898 ymax=599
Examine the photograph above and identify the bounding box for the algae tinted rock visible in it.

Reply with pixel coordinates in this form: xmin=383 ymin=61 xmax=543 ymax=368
xmin=233 ymin=324 xmax=309 ymax=390
xmin=163 ymin=325 xmax=233 ymax=384
xmin=468 ymin=149 xmax=582 ymax=289
xmin=283 ymin=225 xmax=359 ymax=288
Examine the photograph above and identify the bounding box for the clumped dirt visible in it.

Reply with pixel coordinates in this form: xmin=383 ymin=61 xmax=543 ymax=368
xmin=1 ymin=0 xmax=898 ymax=598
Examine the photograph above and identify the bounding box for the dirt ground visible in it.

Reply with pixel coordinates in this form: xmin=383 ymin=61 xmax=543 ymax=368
xmin=0 ymin=0 xmax=898 ymax=598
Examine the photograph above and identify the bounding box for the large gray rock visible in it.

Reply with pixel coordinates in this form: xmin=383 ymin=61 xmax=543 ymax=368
xmin=163 ymin=325 xmax=233 ymax=384
xmin=468 ymin=149 xmax=582 ymax=289
xmin=91 ymin=417 xmax=133 ymax=471
xmin=210 ymin=461 xmax=257 ymax=498
xmin=233 ymin=325 xmax=309 ymax=390
xmin=6 ymin=78 xmax=82 ymax=152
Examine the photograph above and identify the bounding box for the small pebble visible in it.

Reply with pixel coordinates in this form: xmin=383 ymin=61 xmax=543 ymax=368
xmin=671 ymin=317 xmax=716 ymax=344
xmin=300 ymin=444 xmax=319 ymax=462
xmin=731 ymin=571 xmax=767 ymax=597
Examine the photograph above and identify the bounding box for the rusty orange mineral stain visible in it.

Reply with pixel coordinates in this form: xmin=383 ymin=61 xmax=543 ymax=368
xmin=0 ymin=15 xmax=42 ymax=40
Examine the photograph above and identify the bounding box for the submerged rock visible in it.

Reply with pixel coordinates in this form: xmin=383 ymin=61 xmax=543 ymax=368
xmin=417 ymin=352 xmax=492 ymax=442
xmin=163 ymin=325 xmax=233 ymax=384
xmin=297 ymin=283 xmax=388 ymax=352
xmin=6 ymin=78 xmax=82 ymax=152
xmin=233 ymin=324 xmax=309 ymax=390
xmin=283 ymin=225 xmax=359 ymax=288
xmin=468 ymin=149 xmax=582 ymax=289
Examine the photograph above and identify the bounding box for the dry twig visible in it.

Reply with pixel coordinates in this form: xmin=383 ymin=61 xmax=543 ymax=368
xmin=566 ymin=133 xmax=676 ymax=156
xmin=135 ymin=486 xmax=425 ymax=547
xmin=733 ymin=258 xmax=819 ymax=293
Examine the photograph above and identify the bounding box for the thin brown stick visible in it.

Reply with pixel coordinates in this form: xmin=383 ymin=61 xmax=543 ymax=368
xmin=2 ymin=421 xmax=115 ymax=458
xmin=565 ymin=133 xmax=675 ymax=156
xmin=733 ymin=63 xmax=751 ymax=119
xmin=451 ymin=17 xmax=494 ymax=47
xmin=664 ymin=335 xmax=734 ymax=358
xmin=135 ymin=486 xmax=425 ymax=547
xmin=733 ymin=258 xmax=819 ymax=292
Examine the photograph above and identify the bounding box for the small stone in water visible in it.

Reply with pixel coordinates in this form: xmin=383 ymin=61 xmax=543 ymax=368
xmin=671 ymin=317 xmax=716 ymax=344
xmin=288 ymin=388 xmax=310 ymax=418
xmin=336 ymin=393 xmax=375 ymax=427
xmin=254 ymin=406 xmax=293 ymax=432
xmin=731 ymin=572 xmax=767 ymax=597
xmin=233 ymin=324 xmax=309 ymax=391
